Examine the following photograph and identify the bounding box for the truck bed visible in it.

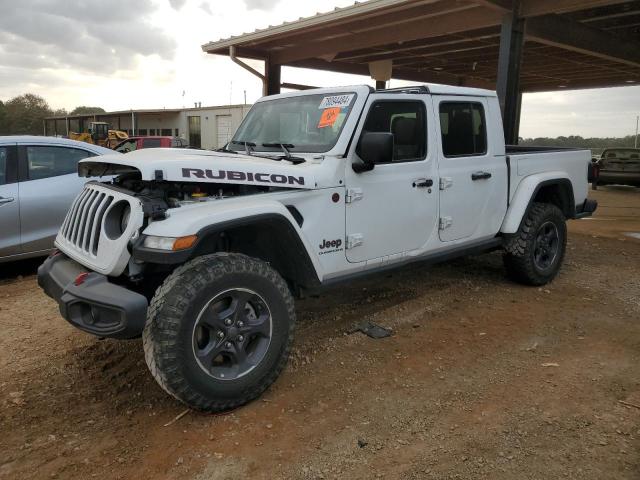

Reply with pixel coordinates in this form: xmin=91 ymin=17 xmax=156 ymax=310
xmin=506 ymin=147 xmax=591 ymax=213
xmin=506 ymin=145 xmax=582 ymax=155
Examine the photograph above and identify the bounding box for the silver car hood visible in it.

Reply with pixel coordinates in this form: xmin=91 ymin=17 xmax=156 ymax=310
xmin=78 ymin=148 xmax=320 ymax=190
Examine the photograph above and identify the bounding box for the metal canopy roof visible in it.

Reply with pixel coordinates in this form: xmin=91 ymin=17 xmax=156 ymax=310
xmin=202 ymin=0 xmax=640 ymax=92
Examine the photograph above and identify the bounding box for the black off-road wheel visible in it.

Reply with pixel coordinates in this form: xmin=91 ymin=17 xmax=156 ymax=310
xmin=503 ymin=202 xmax=567 ymax=286
xmin=142 ymin=253 xmax=295 ymax=412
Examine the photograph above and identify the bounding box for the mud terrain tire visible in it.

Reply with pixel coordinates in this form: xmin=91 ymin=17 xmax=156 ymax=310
xmin=503 ymin=202 xmax=567 ymax=286
xmin=142 ymin=253 xmax=295 ymax=412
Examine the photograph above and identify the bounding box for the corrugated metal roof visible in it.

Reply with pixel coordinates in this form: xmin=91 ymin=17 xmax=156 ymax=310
xmin=199 ymin=0 xmax=640 ymax=93
xmin=201 ymin=0 xmax=413 ymax=53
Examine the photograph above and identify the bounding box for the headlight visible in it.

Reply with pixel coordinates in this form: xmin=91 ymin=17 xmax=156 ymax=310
xmin=143 ymin=235 xmax=198 ymax=251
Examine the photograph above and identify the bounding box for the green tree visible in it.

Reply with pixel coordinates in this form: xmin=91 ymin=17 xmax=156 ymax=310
xmin=70 ymin=106 xmax=106 ymax=115
xmin=519 ymin=135 xmax=636 ymax=155
xmin=0 ymin=100 xmax=7 ymax=135
xmin=4 ymin=93 xmax=53 ymax=135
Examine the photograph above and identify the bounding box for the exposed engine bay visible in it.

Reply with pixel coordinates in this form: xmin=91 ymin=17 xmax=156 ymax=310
xmin=105 ymin=172 xmax=271 ymax=219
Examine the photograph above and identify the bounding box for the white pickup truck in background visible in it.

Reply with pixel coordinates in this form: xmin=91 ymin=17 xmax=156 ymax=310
xmin=38 ymin=84 xmax=597 ymax=412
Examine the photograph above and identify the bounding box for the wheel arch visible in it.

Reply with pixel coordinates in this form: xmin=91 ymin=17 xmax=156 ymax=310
xmin=192 ymin=214 xmax=321 ymax=290
xmin=501 ymin=175 xmax=575 ymax=234
xmin=135 ymin=213 xmax=322 ymax=291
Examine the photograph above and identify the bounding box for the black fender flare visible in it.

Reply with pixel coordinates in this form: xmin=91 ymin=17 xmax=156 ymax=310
xmin=133 ymin=213 xmax=321 ymax=288
xmin=517 ymin=179 xmax=576 ymax=232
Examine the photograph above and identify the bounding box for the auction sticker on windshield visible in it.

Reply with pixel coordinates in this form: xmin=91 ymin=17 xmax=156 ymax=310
xmin=319 ymin=94 xmax=355 ymax=109
xmin=318 ymin=107 xmax=341 ymax=128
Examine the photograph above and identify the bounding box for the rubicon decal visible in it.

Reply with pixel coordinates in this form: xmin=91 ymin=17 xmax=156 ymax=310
xmin=182 ymin=168 xmax=305 ymax=186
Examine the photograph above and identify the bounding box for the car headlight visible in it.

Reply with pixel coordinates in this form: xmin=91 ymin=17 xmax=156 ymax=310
xmin=143 ymin=235 xmax=198 ymax=251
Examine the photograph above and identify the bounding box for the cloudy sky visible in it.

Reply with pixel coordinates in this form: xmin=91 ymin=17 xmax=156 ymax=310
xmin=0 ymin=0 xmax=638 ymax=138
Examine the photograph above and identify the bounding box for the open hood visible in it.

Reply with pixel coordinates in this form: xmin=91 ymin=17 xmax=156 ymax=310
xmin=79 ymin=148 xmax=318 ymax=189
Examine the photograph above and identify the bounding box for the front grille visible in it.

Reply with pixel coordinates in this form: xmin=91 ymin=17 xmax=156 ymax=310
xmin=60 ymin=183 xmax=114 ymax=256
xmin=56 ymin=182 xmax=144 ymax=277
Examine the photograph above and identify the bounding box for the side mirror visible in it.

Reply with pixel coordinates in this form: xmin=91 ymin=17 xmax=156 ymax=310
xmin=353 ymin=131 xmax=394 ymax=173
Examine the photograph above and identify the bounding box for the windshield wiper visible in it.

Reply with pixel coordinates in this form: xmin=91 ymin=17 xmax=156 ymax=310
xmin=215 ymin=143 xmax=238 ymax=154
xmin=230 ymin=140 xmax=256 ymax=156
xmin=261 ymin=143 xmax=305 ymax=164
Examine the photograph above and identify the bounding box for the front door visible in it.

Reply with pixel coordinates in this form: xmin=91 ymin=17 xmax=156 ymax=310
xmin=0 ymin=145 xmax=20 ymax=257
xmin=435 ymin=97 xmax=507 ymax=242
xmin=344 ymin=96 xmax=438 ymax=263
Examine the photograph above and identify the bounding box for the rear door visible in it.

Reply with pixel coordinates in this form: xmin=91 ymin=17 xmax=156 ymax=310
xmin=18 ymin=144 xmax=95 ymax=253
xmin=0 ymin=144 xmax=20 ymax=257
xmin=434 ymin=97 xmax=507 ymax=242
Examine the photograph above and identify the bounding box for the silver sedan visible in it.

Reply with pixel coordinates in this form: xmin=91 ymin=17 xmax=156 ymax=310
xmin=0 ymin=136 xmax=115 ymax=263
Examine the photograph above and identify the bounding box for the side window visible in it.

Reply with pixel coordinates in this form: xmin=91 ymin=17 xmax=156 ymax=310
xmin=116 ymin=140 xmax=137 ymax=153
xmin=0 ymin=147 xmax=7 ymax=185
xmin=439 ymin=102 xmax=487 ymax=157
xmin=143 ymin=138 xmax=162 ymax=148
xmin=360 ymin=101 xmax=426 ymax=162
xmin=26 ymin=146 xmax=92 ymax=180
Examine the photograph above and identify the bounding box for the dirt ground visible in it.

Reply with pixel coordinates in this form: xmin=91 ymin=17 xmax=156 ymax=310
xmin=1 ymin=186 xmax=639 ymax=480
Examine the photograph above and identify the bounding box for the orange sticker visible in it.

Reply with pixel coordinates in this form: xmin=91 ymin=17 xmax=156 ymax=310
xmin=318 ymin=107 xmax=341 ymax=128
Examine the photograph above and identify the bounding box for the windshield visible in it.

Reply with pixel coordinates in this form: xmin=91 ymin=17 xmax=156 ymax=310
xmin=230 ymin=92 xmax=357 ymax=153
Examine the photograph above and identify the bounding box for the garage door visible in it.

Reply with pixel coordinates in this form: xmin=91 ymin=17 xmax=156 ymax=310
xmin=216 ymin=115 xmax=233 ymax=148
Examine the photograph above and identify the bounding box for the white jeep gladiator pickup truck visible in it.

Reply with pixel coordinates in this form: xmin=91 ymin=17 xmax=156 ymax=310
xmin=38 ymin=84 xmax=597 ymax=411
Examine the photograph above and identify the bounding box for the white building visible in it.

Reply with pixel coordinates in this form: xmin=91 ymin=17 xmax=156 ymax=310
xmin=44 ymin=104 xmax=251 ymax=150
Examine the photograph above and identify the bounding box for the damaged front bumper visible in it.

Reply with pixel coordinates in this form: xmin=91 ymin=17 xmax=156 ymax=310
xmin=37 ymin=253 xmax=148 ymax=339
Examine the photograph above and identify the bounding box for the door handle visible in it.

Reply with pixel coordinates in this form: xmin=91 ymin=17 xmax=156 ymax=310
xmin=471 ymin=171 xmax=492 ymax=181
xmin=412 ymin=178 xmax=434 ymax=188
xmin=0 ymin=196 xmax=15 ymax=204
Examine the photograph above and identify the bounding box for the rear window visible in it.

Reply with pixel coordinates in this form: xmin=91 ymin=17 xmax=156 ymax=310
xmin=602 ymin=149 xmax=640 ymax=160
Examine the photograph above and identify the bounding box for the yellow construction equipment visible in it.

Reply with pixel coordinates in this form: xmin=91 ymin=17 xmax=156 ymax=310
xmin=69 ymin=122 xmax=128 ymax=149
